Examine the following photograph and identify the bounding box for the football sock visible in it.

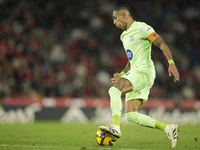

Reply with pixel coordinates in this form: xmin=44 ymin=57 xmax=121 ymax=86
xmin=155 ymin=120 xmax=167 ymax=132
xmin=125 ymin=111 xmax=156 ymax=128
xmin=108 ymin=87 xmax=122 ymax=125
xmin=112 ymin=115 xmax=121 ymax=126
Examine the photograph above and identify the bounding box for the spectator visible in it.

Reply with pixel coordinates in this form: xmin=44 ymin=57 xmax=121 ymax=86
xmin=0 ymin=0 xmax=199 ymax=100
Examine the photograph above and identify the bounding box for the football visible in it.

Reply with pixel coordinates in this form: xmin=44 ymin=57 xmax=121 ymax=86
xmin=95 ymin=130 xmax=117 ymax=146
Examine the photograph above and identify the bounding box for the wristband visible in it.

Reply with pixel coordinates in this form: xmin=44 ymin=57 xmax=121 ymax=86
xmin=120 ymin=71 xmax=125 ymax=76
xmin=168 ymin=60 xmax=175 ymax=64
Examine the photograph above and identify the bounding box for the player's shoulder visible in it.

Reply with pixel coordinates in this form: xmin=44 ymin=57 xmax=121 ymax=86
xmin=135 ymin=21 xmax=154 ymax=34
xmin=136 ymin=21 xmax=151 ymax=29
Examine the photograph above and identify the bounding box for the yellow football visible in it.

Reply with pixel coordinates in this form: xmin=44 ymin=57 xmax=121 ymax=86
xmin=95 ymin=130 xmax=117 ymax=146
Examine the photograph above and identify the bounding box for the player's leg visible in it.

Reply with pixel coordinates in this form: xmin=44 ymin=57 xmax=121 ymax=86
xmin=110 ymin=77 xmax=132 ymax=126
xmin=99 ymin=77 xmax=132 ymax=138
xmin=123 ymin=69 xmax=178 ymax=148
xmin=125 ymin=99 xmax=178 ymax=148
xmin=125 ymin=99 xmax=163 ymax=129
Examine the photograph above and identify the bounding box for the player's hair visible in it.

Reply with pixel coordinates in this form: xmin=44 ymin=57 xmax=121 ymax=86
xmin=114 ymin=4 xmax=133 ymax=18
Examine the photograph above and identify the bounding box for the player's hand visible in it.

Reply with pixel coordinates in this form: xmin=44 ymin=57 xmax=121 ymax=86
xmin=111 ymin=73 xmax=121 ymax=84
xmin=168 ymin=64 xmax=180 ymax=82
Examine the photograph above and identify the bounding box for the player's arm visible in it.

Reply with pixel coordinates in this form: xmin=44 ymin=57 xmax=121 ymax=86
xmin=152 ymin=36 xmax=180 ymax=82
xmin=111 ymin=61 xmax=130 ymax=84
xmin=121 ymin=61 xmax=130 ymax=74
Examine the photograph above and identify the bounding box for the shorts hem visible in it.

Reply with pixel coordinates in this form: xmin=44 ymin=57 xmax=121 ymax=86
xmin=125 ymin=98 xmax=147 ymax=105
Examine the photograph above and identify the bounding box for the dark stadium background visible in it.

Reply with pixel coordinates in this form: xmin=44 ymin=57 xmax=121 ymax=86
xmin=0 ymin=0 xmax=199 ymax=123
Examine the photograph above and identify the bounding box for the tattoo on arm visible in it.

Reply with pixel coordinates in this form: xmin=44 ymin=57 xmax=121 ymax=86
xmin=153 ymin=36 xmax=164 ymax=49
xmin=114 ymin=78 xmax=126 ymax=90
xmin=122 ymin=61 xmax=130 ymax=73
xmin=153 ymin=36 xmax=173 ymax=61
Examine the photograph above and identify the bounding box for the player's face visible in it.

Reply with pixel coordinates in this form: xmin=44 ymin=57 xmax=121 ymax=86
xmin=112 ymin=11 xmax=127 ymax=30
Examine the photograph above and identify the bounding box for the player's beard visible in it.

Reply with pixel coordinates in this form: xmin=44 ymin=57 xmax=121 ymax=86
xmin=116 ymin=24 xmax=125 ymax=30
xmin=116 ymin=22 xmax=127 ymax=30
xmin=118 ymin=26 xmax=125 ymax=31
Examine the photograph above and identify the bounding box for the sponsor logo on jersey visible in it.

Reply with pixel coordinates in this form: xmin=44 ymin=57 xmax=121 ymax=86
xmin=126 ymin=49 xmax=133 ymax=60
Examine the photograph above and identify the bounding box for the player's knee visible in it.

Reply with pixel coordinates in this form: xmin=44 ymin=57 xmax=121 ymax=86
xmin=108 ymin=87 xmax=113 ymax=96
xmin=108 ymin=86 xmax=121 ymax=96
xmin=125 ymin=112 xmax=138 ymax=123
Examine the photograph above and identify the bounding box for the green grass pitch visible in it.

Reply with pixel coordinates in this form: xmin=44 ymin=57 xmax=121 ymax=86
xmin=0 ymin=122 xmax=199 ymax=150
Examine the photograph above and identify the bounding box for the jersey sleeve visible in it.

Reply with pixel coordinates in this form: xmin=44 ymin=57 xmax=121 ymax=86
xmin=138 ymin=22 xmax=159 ymax=43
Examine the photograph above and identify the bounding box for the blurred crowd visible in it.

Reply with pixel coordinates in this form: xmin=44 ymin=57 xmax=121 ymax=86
xmin=0 ymin=0 xmax=199 ymax=101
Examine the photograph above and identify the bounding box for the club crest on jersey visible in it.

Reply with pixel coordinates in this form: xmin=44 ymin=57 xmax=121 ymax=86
xmin=130 ymin=35 xmax=134 ymax=42
xmin=126 ymin=49 xmax=133 ymax=60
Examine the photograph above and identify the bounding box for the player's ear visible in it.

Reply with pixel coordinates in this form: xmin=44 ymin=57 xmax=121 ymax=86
xmin=122 ymin=12 xmax=126 ymax=18
xmin=123 ymin=12 xmax=128 ymax=20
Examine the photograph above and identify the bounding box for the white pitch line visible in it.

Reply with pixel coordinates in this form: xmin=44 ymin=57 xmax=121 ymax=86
xmin=0 ymin=144 xmax=61 ymax=148
xmin=0 ymin=144 xmax=140 ymax=150
xmin=84 ymin=147 xmax=140 ymax=150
